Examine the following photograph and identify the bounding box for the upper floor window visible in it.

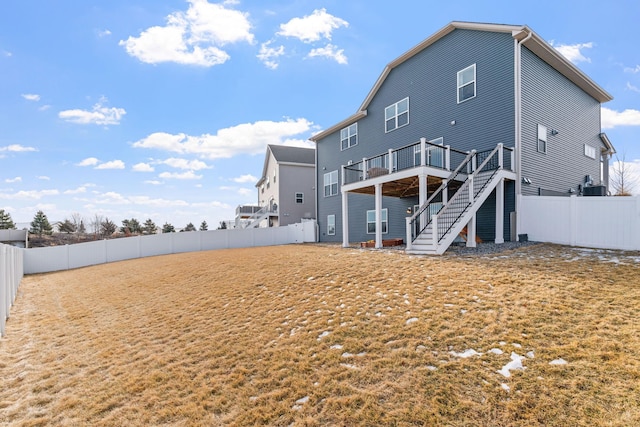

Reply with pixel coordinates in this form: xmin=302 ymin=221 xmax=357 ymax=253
xmin=324 ymin=170 xmax=338 ymax=197
xmin=537 ymin=124 xmax=547 ymax=154
xmin=273 ymin=170 xmax=277 ymax=183
xmin=385 ymin=98 xmax=409 ymax=132
xmin=341 ymin=123 xmax=358 ymax=150
xmin=295 ymin=192 xmax=304 ymax=204
xmin=584 ymin=144 xmax=596 ymax=159
xmin=457 ymin=64 xmax=476 ymax=103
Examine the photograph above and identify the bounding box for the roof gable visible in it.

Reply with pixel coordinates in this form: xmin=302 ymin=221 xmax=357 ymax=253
xmin=310 ymin=21 xmax=612 ymax=142
xmin=256 ymin=145 xmax=315 ymax=186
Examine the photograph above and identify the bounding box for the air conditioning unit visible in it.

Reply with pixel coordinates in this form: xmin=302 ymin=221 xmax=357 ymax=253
xmin=583 ymin=185 xmax=606 ymax=196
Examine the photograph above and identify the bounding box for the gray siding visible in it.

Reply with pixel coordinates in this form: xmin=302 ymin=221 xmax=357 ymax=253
xmin=317 ymin=29 xmax=516 ymax=243
xmin=279 ymin=164 xmax=316 ymax=226
xmin=521 ymin=47 xmax=604 ymax=196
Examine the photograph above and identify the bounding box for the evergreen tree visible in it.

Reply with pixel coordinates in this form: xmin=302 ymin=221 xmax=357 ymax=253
xmin=121 ymin=218 xmax=142 ymax=235
xmin=100 ymin=218 xmax=117 ymax=237
xmin=58 ymin=219 xmax=76 ymax=234
xmin=199 ymin=220 xmax=208 ymax=231
xmin=218 ymin=221 xmax=228 ymax=230
xmin=78 ymin=220 xmax=86 ymax=234
xmin=162 ymin=222 xmax=175 ymax=233
xmin=183 ymin=222 xmax=196 ymax=232
xmin=0 ymin=209 xmax=16 ymax=230
xmin=142 ymin=218 xmax=158 ymax=235
xmin=29 ymin=210 xmax=53 ymax=237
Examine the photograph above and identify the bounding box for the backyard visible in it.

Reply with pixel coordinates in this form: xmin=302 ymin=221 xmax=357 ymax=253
xmin=0 ymin=243 xmax=638 ymax=426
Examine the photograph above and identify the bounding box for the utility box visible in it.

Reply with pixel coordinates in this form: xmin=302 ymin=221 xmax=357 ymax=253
xmin=583 ymin=185 xmax=607 ymax=196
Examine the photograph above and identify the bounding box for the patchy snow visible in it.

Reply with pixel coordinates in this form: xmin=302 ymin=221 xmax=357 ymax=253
xmin=450 ymin=349 xmax=482 ymax=358
xmin=426 ymin=365 xmax=438 ymax=371
xmin=512 ymin=343 xmax=522 ymax=348
xmin=501 ymin=383 xmax=511 ymax=392
xmin=340 ymin=363 xmax=359 ymax=370
xmin=526 ymin=351 xmax=535 ymax=359
xmin=406 ymin=317 xmax=419 ymax=325
xmin=342 ymin=352 xmax=353 ymax=358
xmin=549 ymin=358 xmax=568 ymax=365
xmin=292 ymin=395 xmax=309 ymax=410
xmin=497 ymin=352 xmax=526 ymax=377
xmin=330 ymin=344 xmax=343 ymax=350
xmin=317 ymin=331 xmax=330 ymax=340
xmin=488 ymin=348 xmax=504 ymax=355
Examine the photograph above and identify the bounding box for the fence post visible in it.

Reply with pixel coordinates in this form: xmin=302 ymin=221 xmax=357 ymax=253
xmin=432 ymin=215 xmax=438 ymax=247
xmin=570 ymin=195 xmax=578 ymax=247
xmin=406 ymin=217 xmax=412 ymax=251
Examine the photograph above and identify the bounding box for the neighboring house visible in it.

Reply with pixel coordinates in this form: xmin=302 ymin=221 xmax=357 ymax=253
xmin=236 ymin=144 xmax=316 ymax=228
xmin=0 ymin=229 xmax=29 ymax=248
xmin=310 ymin=21 xmax=615 ymax=254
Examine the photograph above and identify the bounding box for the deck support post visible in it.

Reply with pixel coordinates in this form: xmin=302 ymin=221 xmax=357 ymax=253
xmin=342 ymin=191 xmax=349 ymax=248
xmin=495 ymin=178 xmax=504 ymax=244
xmin=375 ymin=183 xmax=383 ymax=249
xmin=466 ymin=215 xmax=477 ymax=248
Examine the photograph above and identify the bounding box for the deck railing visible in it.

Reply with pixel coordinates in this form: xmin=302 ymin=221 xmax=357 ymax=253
xmin=342 ymin=139 xmax=468 ymax=185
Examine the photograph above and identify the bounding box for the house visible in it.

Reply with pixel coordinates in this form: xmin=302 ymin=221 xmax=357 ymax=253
xmin=310 ymin=21 xmax=615 ymax=254
xmin=236 ymin=144 xmax=316 ymax=228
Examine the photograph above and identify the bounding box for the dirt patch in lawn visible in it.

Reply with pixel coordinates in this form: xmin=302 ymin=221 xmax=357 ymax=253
xmin=1 ymin=243 xmax=639 ymax=426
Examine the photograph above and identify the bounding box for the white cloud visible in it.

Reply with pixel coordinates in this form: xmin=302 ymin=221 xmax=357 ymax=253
xmin=128 ymin=195 xmax=190 ymax=207
xmin=0 ymin=144 xmax=37 ymax=152
xmin=237 ymin=188 xmax=253 ymax=197
xmin=2 ymin=50 xmax=11 ymax=57
xmin=308 ymin=43 xmax=347 ymax=64
xmin=257 ymin=41 xmax=285 ymax=69
xmin=95 ymin=160 xmax=125 ymax=170
xmin=0 ymin=189 xmax=59 ymax=200
xmin=144 ymin=180 xmax=163 ymax=185
xmin=37 ymin=176 xmax=50 ymax=180
xmin=119 ymin=0 xmax=253 ymax=67
xmin=601 ymin=107 xmax=640 ymax=129
xmin=38 ymin=105 xmax=51 ymax=111
xmin=624 ymin=65 xmax=640 ymax=73
xmin=59 ymin=98 xmax=126 ymax=125
xmin=627 ymin=82 xmax=640 ymax=94
xmin=233 ymin=174 xmax=257 ymax=183
xmin=277 ymin=8 xmax=348 ymax=43
xmin=158 ymin=170 xmax=203 ymax=180
xmin=64 ymin=186 xmax=88 ymax=195
xmin=22 ymin=94 xmax=40 ymax=101
xmin=551 ymin=41 xmax=593 ymax=64
xmin=161 ymin=157 xmax=210 ymax=170
xmin=132 ymin=118 xmax=314 ymax=159
xmin=77 ymin=157 xmax=100 ymax=167
xmin=98 ymin=29 xmax=112 ymax=37
xmin=132 ymin=162 xmax=155 ymax=172
xmin=5 ymin=177 xmax=21 ymax=183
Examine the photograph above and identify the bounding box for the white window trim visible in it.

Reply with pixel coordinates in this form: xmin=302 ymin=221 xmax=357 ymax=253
xmin=457 ymin=64 xmax=476 ymax=104
xmin=327 ymin=214 xmax=336 ymax=235
xmin=340 ymin=123 xmax=358 ymax=151
xmin=324 ymin=170 xmax=338 ymax=197
xmin=295 ymin=192 xmax=304 ymax=204
xmin=384 ymin=97 xmax=409 ymax=133
xmin=366 ymin=208 xmax=388 ymax=235
xmin=584 ymin=144 xmax=596 ymax=159
xmin=537 ymin=124 xmax=547 ymax=154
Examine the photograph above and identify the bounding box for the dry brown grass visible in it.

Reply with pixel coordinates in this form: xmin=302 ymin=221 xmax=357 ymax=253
xmin=1 ymin=243 xmax=639 ymax=426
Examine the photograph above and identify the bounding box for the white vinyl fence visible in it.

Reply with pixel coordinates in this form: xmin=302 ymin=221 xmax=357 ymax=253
xmin=520 ymin=195 xmax=640 ymax=251
xmin=24 ymin=221 xmax=316 ymax=275
xmin=1 ymin=243 xmax=23 ymax=336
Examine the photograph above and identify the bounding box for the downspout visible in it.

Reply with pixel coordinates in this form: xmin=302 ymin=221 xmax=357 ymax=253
xmin=514 ymin=29 xmax=533 ymax=238
xmin=313 ymin=143 xmax=319 ymax=242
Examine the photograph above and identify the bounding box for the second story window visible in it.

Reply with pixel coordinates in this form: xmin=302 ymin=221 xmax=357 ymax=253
xmin=385 ymin=97 xmax=409 ymax=132
xmin=537 ymin=124 xmax=547 ymax=154
xmin=457 ymin=64 xmax=476 ymax=103
xmin=295 ymin=192 xmax=304 ymax=204
xmin=341 ymin=123 xmax=358 ymax=150
xmin=324 ymin=170 xmax=338 ymax=197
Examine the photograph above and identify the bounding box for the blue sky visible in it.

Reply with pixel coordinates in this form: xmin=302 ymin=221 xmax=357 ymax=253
xmin=1 ymin=0 xmax=639 ymax=230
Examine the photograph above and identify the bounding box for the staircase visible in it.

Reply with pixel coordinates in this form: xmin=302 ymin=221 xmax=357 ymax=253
xmin=406 ymin=144 xmax=509 ymax=255
xmin=243 ymin=206 xmax=275 ymax=229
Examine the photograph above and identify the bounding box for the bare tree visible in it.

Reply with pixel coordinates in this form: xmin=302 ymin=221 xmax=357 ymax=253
xmin=71 ymin=212 xmax=84 ymax=235
xmin=91 ymin=214 xmax=104 ymax=237
xmin=610 ymin=152 xmax=636 ymax=196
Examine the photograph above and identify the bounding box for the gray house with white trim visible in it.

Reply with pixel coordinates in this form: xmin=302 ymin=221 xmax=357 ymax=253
xmin=310 ymin=22 xmax=615 ymax=254
xmin=236 ymin=145 xmax=316 ymax=228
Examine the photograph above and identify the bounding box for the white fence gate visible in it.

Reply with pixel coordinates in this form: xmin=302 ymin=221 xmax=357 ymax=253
xmin=520 ymin=195 xmax=640 ymax=251
xmin=23 ymin=221 xmax=316 ymax=275
xmin=1 ymin=243 xmax=24 ymax=336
